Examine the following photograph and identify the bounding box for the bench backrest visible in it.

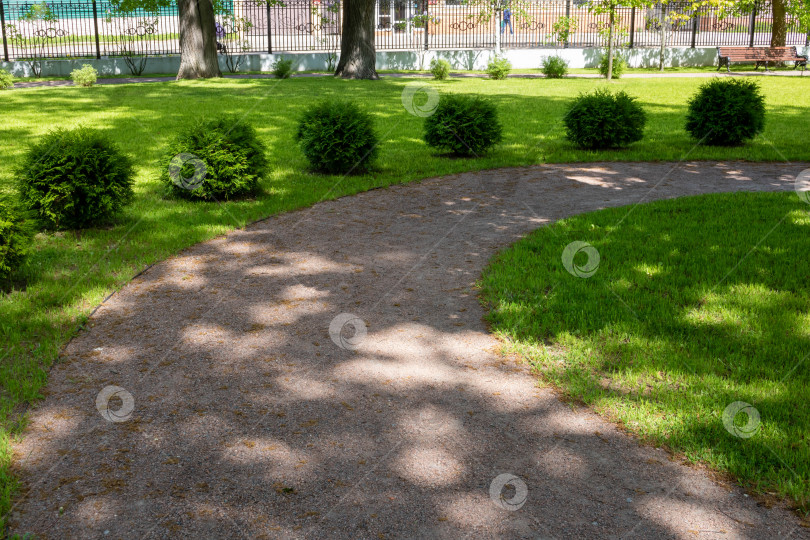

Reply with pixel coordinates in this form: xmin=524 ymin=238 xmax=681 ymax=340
xmin=718 ymin=46 xmax=800 ymax=60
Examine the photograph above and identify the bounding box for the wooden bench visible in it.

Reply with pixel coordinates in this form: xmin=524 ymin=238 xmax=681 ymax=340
xmin=717 ymin=46 xmax=807 ymax=72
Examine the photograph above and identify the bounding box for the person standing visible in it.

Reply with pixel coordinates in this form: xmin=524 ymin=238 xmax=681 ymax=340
xmin=501 ymin=4 xmax=514 ymax=38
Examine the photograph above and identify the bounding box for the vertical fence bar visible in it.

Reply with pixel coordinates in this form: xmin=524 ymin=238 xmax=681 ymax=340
xmin=266 ymin=0 xmax=272 ymax=53
xmin=0 ymin=0 xmax=9 ymax=62
xmin=92 ymin=0 xmax=101 ymax=59
xmin=748 ymin=6 xmax=756 ymax=47
xmin=629 ymin=6 xmax=635 ymax=48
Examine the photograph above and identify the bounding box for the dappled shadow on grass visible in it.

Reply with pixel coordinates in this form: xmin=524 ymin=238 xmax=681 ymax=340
xmin=481 ymin=191 xmax=810 ymax=511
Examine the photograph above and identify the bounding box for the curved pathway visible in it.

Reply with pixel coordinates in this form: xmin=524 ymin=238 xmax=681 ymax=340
xmin=8 ymin=162 xmax=809 ymax=539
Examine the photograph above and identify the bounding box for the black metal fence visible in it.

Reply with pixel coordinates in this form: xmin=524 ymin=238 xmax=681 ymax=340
xmin=1 ymin=0 xmax=808 ymax=62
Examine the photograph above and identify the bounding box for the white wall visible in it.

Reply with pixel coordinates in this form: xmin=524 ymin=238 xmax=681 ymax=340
xmin=3 ymin=46 xmax=798 ymax=77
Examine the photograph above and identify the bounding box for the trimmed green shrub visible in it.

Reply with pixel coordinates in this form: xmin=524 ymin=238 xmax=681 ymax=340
xmin=597 ymin=53 xmax=626 ymax=79
xmin=0 ymin=69 xmax=14 ymax=90
xmin=423 ymin=94 xmax=503 ymax=156
xmin=486 ymin=56 xmax=512 ymax=80
xmin=0 ymin=200 xmax=29 ymax=284
xmin=685 ymin=78 xmax=766 ymax=146
xmin=160 ymin=115 xmax=269 ymax=200
xmin=70 ymin=64 xmax=98 ymax=87
xmin=430 ymin=58 xmax=451 ymax=80
xmin=17 ymin=127 xmax=135 ymax=229
xmin=272 ymin=58 xmax=294 ymax=79
xmin=541 ymin=55 xmax=568 ymax=78
xmin=296 ymin=99 xmax=378 ymax=174
xmin=563 ymin=88 xmax=646 ymax=150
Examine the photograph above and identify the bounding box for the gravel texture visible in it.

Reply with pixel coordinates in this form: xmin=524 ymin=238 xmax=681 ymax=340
xmin=9 ymin=161 xmax=810 ymax=539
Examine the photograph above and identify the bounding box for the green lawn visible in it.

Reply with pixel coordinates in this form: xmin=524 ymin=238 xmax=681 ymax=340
xmin=480 ymin=192 xmax=810 ymax=513
xmin=0 ymin=76 xmax=808 ymax=528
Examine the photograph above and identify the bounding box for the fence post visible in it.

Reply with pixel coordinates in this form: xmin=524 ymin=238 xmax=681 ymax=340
xmin=748 ymin=6 xmax=756 ymax=47
xmin=629 ymin=6 xmax=635 ymax=48
xmin=564 ymin=0 xmax=570 ymax=48
xmin=266 ymin=1 xmax=272 ymax=54
xmin=92 ymin=0 xmax=101 ymax=59
xmin=0 ymin=0 xmax=8 ymax=63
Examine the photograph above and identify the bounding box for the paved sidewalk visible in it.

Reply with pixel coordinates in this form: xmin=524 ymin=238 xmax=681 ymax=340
xmin=8 ymin=161 xmax=809 ymax=539
xmin=8 ymin=68 xmax=806 ymax=89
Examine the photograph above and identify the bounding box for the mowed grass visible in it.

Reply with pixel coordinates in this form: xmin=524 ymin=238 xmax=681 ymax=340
xmin=479 ymin=192 xmax=810 ymax=513
xmin=0 ymin=76 xmax=808 ymax=526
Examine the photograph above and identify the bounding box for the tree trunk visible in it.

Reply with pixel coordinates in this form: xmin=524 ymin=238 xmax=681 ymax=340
xmin=771 ymin=0 xmax=787 ymax=47
xmin=335 ymin=0 xmax=379 ymax=79
xmin=659 ymin=5 xmax=666 ymax=71
xmin=607 ymin=9 xmax=615 ymax=81
xmin=177 ymin=0 xmax=222 ymax=80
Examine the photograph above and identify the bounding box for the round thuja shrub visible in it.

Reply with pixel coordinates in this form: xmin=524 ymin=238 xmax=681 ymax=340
xmin=296 ymin=99 xmax=378 ymax=175
xmin=685 ymin=78 xmax=765 ymax=146
xmin=423 ymin=94 xmax=503 ymax=156
xmin=17 ymin=127 xmax=135 ymax=229
xmin=541 ymin=55 xmax=568 ymax=79
xmin=160 ymin=115 xmax=269 ymax=200
xmin=430 ymin=58 xmax=451 ymax=80
xmin=563 ymin=88 xmax=646 ymax=150
xmin=0 ymin=200 xmax=30 ymax=284
xmin=598 ymin=53 xmax=626 ymax=79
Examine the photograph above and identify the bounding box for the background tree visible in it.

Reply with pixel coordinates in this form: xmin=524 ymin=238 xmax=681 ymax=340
xmin=588 ymin=0 xmax=629 ymax=81
xmin=117 ymin=0 xmax=220 ymax=79
xmin=335 ymin=0 xmax=378 ymax=79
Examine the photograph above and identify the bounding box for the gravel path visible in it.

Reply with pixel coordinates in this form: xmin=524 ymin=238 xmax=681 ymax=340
xmin=8 ymin=69 xmax=807 ymax=89
xmin=9 ymin=161 xmax=809 ymax=539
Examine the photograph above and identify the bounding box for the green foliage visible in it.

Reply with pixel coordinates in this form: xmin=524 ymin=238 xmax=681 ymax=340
xmin=550 ymin=15 xmax=578 ymax=44
xmin=295 ymin=99 xmax=378 ymax=174
xmin=598 ymin=52 xmax=626 ymax=78
xmin=429 ymin=58 xmax=451 ymax=80
xmin=272 ymin=58 xmax=294 ymax=79
xmin=541 ymin=55 xmax=569 ymax=78
xmin=486 ymin=56 xmax=512 ymax=80
xmin=0 ymin=70 xmax=13 ymax=90
xmin=564 ymin=88 xmax=646 ymax=149
xmin=685 ymin=78 xmax=766 ymax=146
xmin=423 ymin=94 xmax=503 ymax=156
xmin=160 ymin=116 xmax=269 ymax=200
xmin=70 ymin=64 xmax=98 ymax=87
xmin=0 ymin=200 xmax=30 ymax=284
xmin=17 ymin=127 xmax=134 ymax=229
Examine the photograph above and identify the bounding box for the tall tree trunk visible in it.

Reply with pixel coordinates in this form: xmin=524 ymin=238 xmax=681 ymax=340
xmin=607 ymin=9 xmax=615 ymax=81
xmin=659 ymin=5 xmax=667 ymax=71
xmin=335 ymin=0 xmax=379 ymax=79
xmin=177 ymin=0 xmax=222 ymax=80
xmin=771 ymin=0 xmax=787 ymax=47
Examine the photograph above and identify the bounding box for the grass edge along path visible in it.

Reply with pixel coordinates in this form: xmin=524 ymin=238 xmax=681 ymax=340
xmin=479 ymin=191 xmax=810 ymax=516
